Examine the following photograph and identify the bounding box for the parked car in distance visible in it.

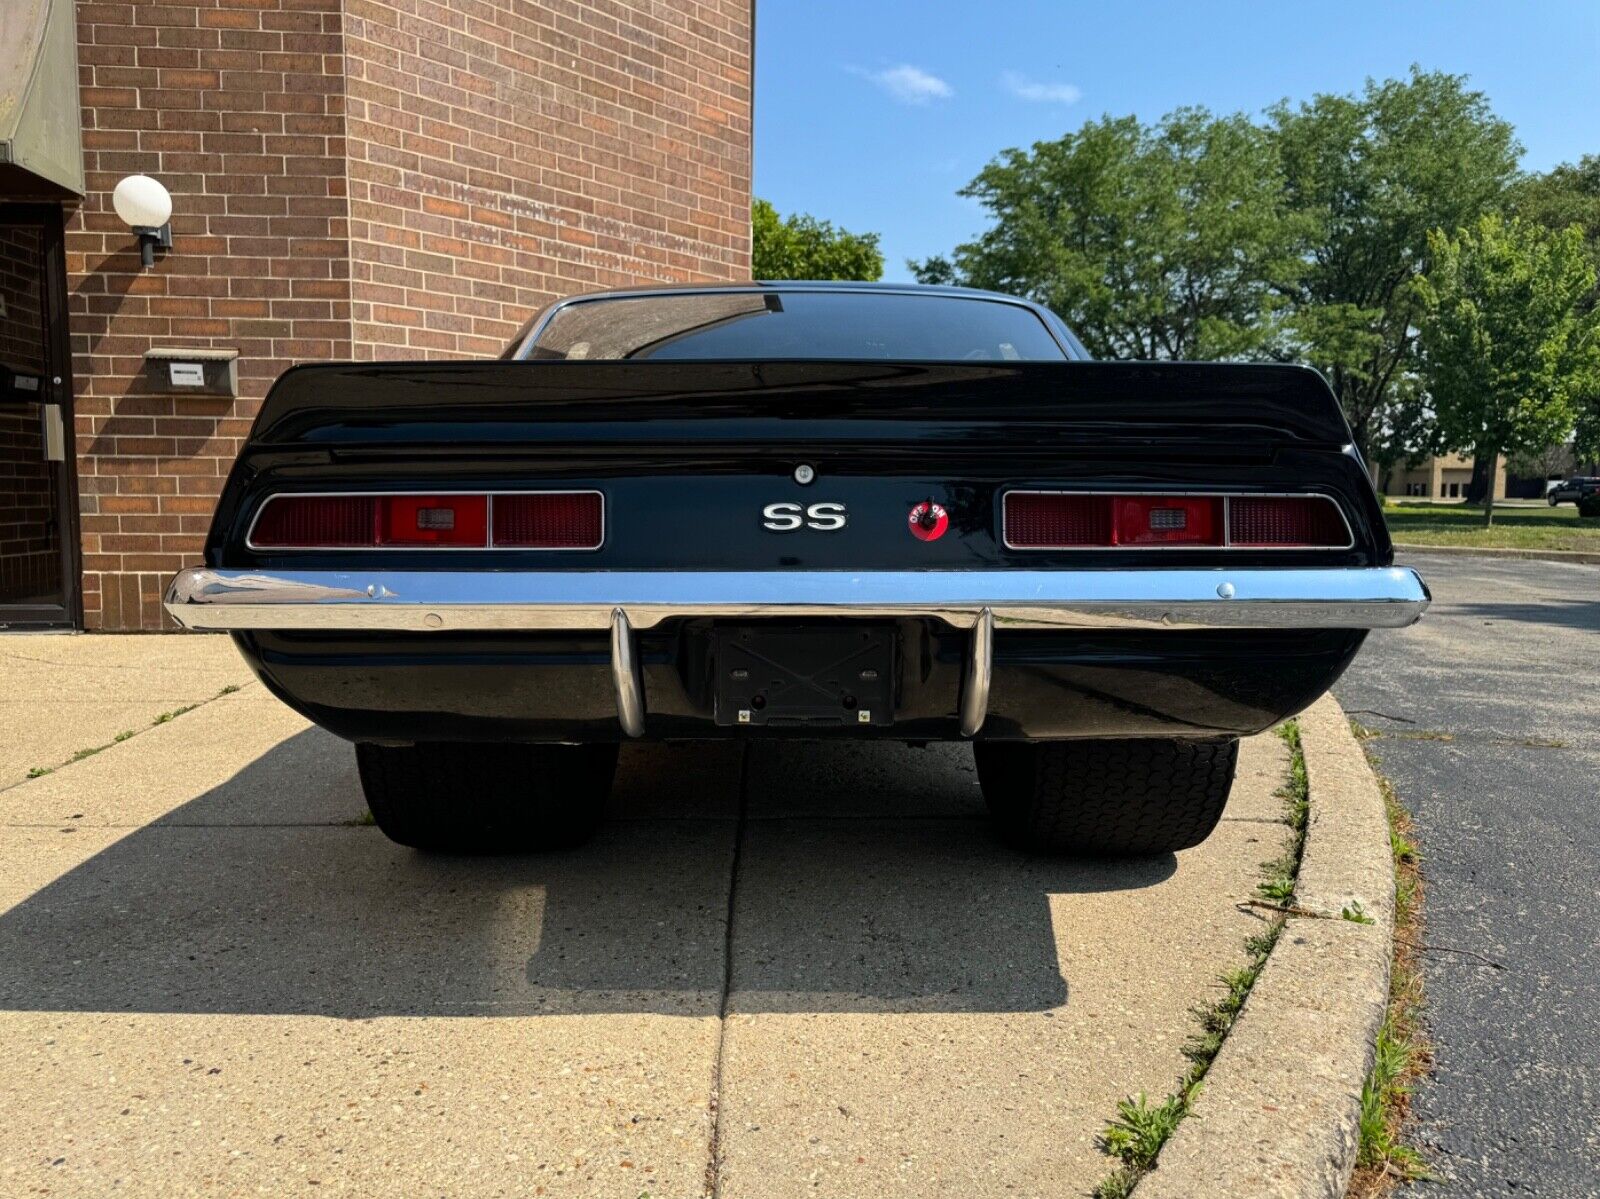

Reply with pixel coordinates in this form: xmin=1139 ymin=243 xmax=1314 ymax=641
xmin=164 ymin=283 xmax=1430 ymax=858
xmin=1547 ymin=477 xmax=1600 ymax=506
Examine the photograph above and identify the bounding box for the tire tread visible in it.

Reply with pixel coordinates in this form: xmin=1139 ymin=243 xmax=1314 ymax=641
xmin=976 ymin=737 xmax=1238 ymax=856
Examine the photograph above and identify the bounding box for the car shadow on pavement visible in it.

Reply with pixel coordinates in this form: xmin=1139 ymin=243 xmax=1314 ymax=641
xmin=0 ymin=733 xmax=1176 ymax=1019
xmin=1446 ymin=599 xmax=1600 ymax=634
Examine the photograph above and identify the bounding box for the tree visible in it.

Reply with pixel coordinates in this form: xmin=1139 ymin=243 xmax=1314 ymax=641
xmin=751 ymin=199 xmax=883 ymax=281
xmin=1513 ymin=155 xmax=1600 ymax=300
xmin=1417 ymin=214 xmax=1600 ymax=525
xmin=1507 ymin=439 xmax=1577 ymax=484
xmin=1512 ymin=156 xmax=1600 ymax=458
xmin=909 ymin=108 xmax=1306 ymax=360
xmin=1270 ymin=68 xmax=1521 ymax=464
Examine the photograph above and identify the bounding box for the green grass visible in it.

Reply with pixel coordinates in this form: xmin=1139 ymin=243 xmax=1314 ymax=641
xmin=1384 ymin=500 xmax=1600 ymax=552
xmin=1092 ymin=720 xmax=1309 ymax=1198
xmin=1255 ymin=721 xmax=1308 ymax=906
xmin=1348 ymin=725 xmax=1434 ymax=1197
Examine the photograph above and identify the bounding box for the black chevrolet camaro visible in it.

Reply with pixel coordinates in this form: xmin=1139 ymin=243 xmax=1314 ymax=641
xmin=165 ymin=283 xmax=1429 ymax=856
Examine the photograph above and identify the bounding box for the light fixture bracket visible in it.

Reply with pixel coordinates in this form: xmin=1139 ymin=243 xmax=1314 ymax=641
xmin=131 ymin=222 xmax=173 ymax=268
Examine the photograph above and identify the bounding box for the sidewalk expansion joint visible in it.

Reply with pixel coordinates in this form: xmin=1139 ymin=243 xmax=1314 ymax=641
xmin=0 ymin=681 xmax=256 ymax=794
xmin=704 ymin=742 xmax=751 ymax=1199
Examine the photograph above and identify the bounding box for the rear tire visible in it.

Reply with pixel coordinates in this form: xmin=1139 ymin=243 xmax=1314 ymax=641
xmin=355 ymin=741 xmax=618 ymax=852
xmin=975 ymin=737 xmax=1238 ymax=857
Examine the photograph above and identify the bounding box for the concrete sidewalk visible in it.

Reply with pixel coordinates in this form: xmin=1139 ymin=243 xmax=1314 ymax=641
xmin=0 ymin=635 xmax=1293 ymax=1198
xmin=0 ymin=634 xmax=254 ymax=786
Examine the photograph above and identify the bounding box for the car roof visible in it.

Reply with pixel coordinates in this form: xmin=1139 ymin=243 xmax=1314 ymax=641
xmin=502 ymin=280 xmax=1090 ymax=361
xmin=553 ymin=279 xmax=1035 ymax=303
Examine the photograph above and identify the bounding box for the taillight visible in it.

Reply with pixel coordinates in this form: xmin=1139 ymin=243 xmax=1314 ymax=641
xmin=1004 ymin=492 xmax=1348 ymax=549
xmin=378 ymin=495 xmax=488 ymax=547
xmin=1227 ymin=496 xmax=1348 ymax=547
xmin=250 ymin=496 xmax=377 ymax=548
xmin=492 ymin=492 xmax=604 ymax=548
xmin=1003 ymin=493 xmax=1109 ymax=547
xmin=248 ymin=492 xmax=603 ymax=550
xmin=1112 ymin=496 xmax=1222 ymax=546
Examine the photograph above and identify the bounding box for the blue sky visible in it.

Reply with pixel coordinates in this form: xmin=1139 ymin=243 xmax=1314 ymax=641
xmin=753 ymin=1 xmax=1600 ymax=281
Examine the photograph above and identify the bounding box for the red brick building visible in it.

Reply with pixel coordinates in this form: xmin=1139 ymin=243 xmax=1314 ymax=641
xmin=1 ymin=0 xmax=752 ymax=631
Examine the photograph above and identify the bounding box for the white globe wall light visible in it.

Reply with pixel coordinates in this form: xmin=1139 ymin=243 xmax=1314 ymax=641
xmin=112 ymin=175 xmax=174 ymax=267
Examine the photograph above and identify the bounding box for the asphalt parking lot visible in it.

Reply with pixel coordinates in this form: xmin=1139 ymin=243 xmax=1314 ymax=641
xmin=1337 ymin=552 xmax=1600 ymax=1197
xmin=0 ymin=636 xmax=1293 ymax=1198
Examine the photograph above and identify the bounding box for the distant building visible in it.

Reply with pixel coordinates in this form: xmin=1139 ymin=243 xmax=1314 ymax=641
xmin=1380 ymin=453 xmax=1508 ymax=501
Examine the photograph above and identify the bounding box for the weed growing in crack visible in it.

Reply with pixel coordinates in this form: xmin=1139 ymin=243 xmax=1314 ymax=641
xmin=1091 ymin=719 xmax=1308 ymax=1197
xmin=1342 ymin=901 xmax=1375 ymax=925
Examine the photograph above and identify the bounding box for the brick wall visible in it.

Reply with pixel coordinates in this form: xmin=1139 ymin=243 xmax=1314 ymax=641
xmin=68 ymin=0 xmax=351 ymax=630
xmin=0 ymin=226 xmax=49 ymax=373
xmin=0 ymin=410 xmax=62 ymax=605
xmin=0 ymin=225 xmax=62 ymax=606
xmin=342 ymin=0 xmax=752 ymax=358
xmin=66 ymin=0 xmax=751 ymax=630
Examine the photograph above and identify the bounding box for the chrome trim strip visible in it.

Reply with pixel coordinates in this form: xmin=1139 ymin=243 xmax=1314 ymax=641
xmin=960 ymin=607 xmax=994 ymax=736
xmin=164 ymin=566 xmax=1430 ymax=633
xmin=610 ymin=607 xmax=645 ymax=737
xmin=1000 ymin=490 xmax=1357 ymax=552
xmin=244 ymin=490 xmax=606 ymax=553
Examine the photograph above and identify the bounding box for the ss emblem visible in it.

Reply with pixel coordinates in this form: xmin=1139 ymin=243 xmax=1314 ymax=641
xmin=762 ymin=502 xmax=848 ymax=531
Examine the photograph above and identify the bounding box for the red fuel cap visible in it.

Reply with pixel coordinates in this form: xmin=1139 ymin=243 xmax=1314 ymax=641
xmin=908 ymin=500 xmax=949 ymax=542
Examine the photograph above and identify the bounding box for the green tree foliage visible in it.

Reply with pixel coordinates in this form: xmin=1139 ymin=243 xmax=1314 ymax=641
xmin=751 ymin=198 xmax=884 ymax=281
xmin=1513 ymin=155 xmax=1600 ymax=298
xmin=910 ymin=109 xmax=1305 ymax=360
xmin=1512 ymin=156 xmax=1600 ymax=457
xmin=1271 ymin=68 xmax=1521 ymax=463
xmin=1417 ymin=215 xmax=1600 ymax=525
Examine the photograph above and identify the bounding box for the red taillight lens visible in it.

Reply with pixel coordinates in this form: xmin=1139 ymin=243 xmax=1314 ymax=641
xmin=1004 ymin=493 xmax=1223 ymax=547
xmin=1005 ymin=491 xmax=1348 ymax=550
xmin=1112 ymin=496 xmax=1223 ymax=546
xmin=250 ymin=496 xmax=377 ymax=548
xmin=492 ymin=492 xmax=604 ymax=548
xmin=251 ymin=492 xmax=603 ymax=549
xmin=1227 ymin=496 xmax=1348 ymax=547
xmin=377 ymin=495 xmax=488 ymax=547
xmin=1004 ymin=493 xmax=1111 ymax=547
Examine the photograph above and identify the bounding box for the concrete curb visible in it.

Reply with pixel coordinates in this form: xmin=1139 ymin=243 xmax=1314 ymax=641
xmin=1394 ymin=542 xmax=1600 ymax=565
xmin=1133 ymin=695 xmax=1395 ymax=1199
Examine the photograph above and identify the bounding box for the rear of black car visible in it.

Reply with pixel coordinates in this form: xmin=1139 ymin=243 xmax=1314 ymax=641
xmin=166 ymin=285 xmax=1427 ymax=856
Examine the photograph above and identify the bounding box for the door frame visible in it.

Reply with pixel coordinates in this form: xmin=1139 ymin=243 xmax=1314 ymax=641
xmin=0 ymin=202 xmax=81 ymax=630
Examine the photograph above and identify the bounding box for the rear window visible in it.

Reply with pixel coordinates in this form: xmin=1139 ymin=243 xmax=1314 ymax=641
xmin=525 ymin=291 xmax=1069 ymax=362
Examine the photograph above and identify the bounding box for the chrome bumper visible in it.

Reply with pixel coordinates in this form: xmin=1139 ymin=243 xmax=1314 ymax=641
xmin=164 ymin=566 xmax=1429 ymax=633
xmin=166 ymin=566 xmax=1426 ymax=739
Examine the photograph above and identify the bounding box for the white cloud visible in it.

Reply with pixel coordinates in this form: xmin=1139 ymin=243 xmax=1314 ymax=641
xmin=1001 ymin=71 xmax=1082 ymax=104
xmin=856 ymin=64 xmax=953 ymax=105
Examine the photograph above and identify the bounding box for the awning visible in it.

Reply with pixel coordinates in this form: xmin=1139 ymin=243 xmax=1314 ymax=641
xmin=0 ymin=0 xmax=84 ymax=198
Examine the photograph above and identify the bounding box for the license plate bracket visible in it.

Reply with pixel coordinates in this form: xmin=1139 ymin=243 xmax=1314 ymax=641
xmin=713 ymin=625 xmax=895 ymax=727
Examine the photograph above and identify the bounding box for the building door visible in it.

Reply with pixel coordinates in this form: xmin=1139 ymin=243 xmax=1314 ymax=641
xmin=0 ymin=204 xmax=79 ymax=629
